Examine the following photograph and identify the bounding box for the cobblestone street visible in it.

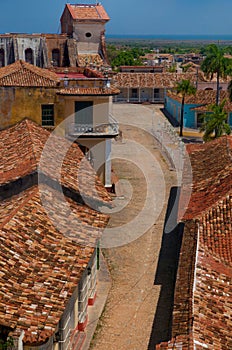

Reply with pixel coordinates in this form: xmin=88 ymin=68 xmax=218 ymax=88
xmin=90 ymin=104 xmax=177 ymax=350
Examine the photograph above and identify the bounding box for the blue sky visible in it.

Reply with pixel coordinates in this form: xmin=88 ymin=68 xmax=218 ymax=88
xmin=0 ymin=0 xmax=232 ymax=36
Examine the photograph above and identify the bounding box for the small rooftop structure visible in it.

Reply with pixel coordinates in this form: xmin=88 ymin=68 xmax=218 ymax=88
xmin=62 ymin=3 xmax=110 ymax=22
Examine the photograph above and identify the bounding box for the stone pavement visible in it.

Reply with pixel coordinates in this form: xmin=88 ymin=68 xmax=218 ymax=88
xmin=83 ymin=103 xmax=201 ymax=350
xmin=88 ymin=104 xmax=177 ymax=350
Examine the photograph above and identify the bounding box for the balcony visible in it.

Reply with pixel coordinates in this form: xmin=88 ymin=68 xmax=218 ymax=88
xmin=66 ymin=115 xmax=119 ymax=138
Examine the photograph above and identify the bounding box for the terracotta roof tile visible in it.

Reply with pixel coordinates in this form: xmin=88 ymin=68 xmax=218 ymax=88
xmin=181 ymin=136 xmax=232 ymax=220
xmin=57 ymin=87 xmax=120 ymax=96
xmin=0 ymin=118 xmax=110 ymax=344
xmin=0 ymin=119 xmax=111 ymax=204
xmin=0 ymin=185 xmax=108 ymax=344
xmin=113 ymin=72 xmax=202 ymax=88
xmin=168 ymin=90 xmax=232 ymax=112
xmin=0 ymin=60 xmax=59 ymax=87
xmin=66 ymin=4 xmax=110 ymax=21
xmin=170 ymin=136 xmax=232 ymax=349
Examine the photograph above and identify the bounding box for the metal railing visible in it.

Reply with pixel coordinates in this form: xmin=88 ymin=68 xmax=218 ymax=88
xmin=67 ymin=115 xmax=119 ymax=137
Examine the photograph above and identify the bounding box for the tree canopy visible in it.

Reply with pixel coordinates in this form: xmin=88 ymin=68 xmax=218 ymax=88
xmin=201 ymin=44 xmax=232 ymax=105
xmin=200 ymin=99 xmax=231 ymax=142
xmin=175 ymin=79 xmax=196 ymax=136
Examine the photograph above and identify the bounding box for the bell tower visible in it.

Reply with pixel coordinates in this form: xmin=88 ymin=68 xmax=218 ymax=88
xmin=60 ymin=3 xmax=110 ymax=66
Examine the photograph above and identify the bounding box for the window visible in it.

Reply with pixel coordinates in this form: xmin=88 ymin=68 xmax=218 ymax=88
xmin=25 ymin=48 xmax=34 ymax=64
xmin=52 ymin=49 xmax=60 ymax=67
xmin=41 ymin=105 xmax=54 ymax=126
xmin=131 ymin=88 xmax=138 ymax=98
xmin=0 ymin=49 xmax=5 ymax=67
xmin=154 ymin=88 xmax=160 ymax=98
xmin=75 ymin=101 xmax=93 ymax=126
xmin=197 ymin=113 xmax=205 ymax=128
xmin=85 ymin=32 xmax=92 ymax=38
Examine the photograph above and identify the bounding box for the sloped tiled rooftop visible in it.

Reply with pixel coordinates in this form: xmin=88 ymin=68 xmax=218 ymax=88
xmin=0 ymin=185 xmax=108 ymax=344
xmin=66 ymin=3 xmax=110 ymax=21
xmin=114 ymin=72 xmax=204 ymax=88
xmin=181 ymin=136 xmax=232 ymax=220
xmin=0 ymin=60 xmax=59 ymax=87
xmin=0 ymin=119 xmax=111 ymax=204
xmin=0 ymin=119 xmax=111 ymax=344
xmin=57 ymin=87 xmax=120 ymax=96
xmin=167 ymin=136 xmax=232 ymax=349
xmin=168 ymin=90 xmax=232 ymax=112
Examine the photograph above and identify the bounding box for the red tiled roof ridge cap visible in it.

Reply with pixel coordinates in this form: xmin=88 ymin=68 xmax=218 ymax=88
xmin=0 ymin=60 xmax=59 ymax=83
xmin=200 ymin=238 xmax=232 ymax=269
xmin=0 ymin=186 xmax=38 ymax=230
xmin=184 ymin=187 xmax=232 ymax=221
xmin=186 ymin=134 xmax=232 ymax=154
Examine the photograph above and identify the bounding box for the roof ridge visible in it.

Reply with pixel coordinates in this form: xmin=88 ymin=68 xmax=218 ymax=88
xmin=95 ymin=5 xmax=102 ymax=19
xmin=23 ymin=119 xmax=40 ymax=168
xmin=20 ymin=60 xmax=59 ymax=82
xmin=0 ymin=186 xmax=38 ymax=230
xmin=0 ymin=60 xmax=21 ymax=79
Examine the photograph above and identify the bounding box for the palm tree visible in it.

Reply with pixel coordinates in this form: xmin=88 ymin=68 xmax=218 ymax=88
xmin=200 ymin=99 xmax=231 ymax=142
xmin=227 ymin=79 xmax=232 ymax=101
xmin=176 ymin=79 xmax=196 ymax=137
xmin=201 ymin=44 xmax=232 ymax=105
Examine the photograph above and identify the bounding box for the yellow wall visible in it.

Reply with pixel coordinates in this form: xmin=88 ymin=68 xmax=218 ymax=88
xmin=0 ymin=87 xmax=65 ymax=130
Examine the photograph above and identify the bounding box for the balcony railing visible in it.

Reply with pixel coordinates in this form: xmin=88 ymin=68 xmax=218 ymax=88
xmin=67 ymin=115 xmax=119 ymax=138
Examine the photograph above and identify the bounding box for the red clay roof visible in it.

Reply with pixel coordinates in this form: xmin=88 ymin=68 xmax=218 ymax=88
xmin=0 ymin=119 xmax=111 ymax=202
xmin=0 ymin=119 xmax=111 ymax=204
xmin=181 ymin=136 xmax=232 ymax=221
xmin=168 ymin=90 xmax=232 ymax=112
xmin=114 ymin=72 xmax=203 ymax=88
xmin=66 ymin=4 xmax=110 ymax=21
xmin=0 ymin=60 xmax=59 ymax=87
xmin=166 ymin=136 xmax=232 ymax=349
xmin=57 ymin=87 xmax=120 ymax=96
xmin=0 ymin=119 xmax=111 ymax=344
xmin=0 ymin=185 xmax=107 ymax=344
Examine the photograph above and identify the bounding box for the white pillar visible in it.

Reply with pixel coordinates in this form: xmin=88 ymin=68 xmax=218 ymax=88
xmin=105 ymin=139 xmax=112 ymax=187
xmin=127 ymin=87 xmax=130 ymax=102
xmin=138 ymin=87 xmax=141 ymax=103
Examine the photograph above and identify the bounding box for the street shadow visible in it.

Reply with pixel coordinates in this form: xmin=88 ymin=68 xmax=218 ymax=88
xmin=160 ymin=108 xmax=180 ymax=127
xmin=147 ymin=186 xmax=184 ymax=348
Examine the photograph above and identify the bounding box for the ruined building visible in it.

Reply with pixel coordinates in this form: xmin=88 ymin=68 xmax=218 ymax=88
xmin=0 ymin=3 xmax=109 ymax=69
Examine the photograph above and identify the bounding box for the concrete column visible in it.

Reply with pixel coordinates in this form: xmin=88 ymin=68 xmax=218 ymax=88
xmin=138 ymin=88 xmax=141 ymax=103
xmin=152 ymin=88 xmax=154 ymax=103
xmin=127 ymin=87 xmax=130 ymax=102
xmin=105 ymin=139 xmax=112 ymax=187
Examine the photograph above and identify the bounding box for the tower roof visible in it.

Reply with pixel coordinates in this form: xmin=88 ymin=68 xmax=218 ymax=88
xmin=64 ymin=3 xmax=110 ymax=21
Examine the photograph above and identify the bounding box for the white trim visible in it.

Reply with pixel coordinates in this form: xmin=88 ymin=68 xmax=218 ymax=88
xmin=18 ymin=331 xmax=24 ymax=350
xmin=60 ymin=316 xmax=71 ymax=331
xmin=58 ymin=329 xmax=72 ymax=343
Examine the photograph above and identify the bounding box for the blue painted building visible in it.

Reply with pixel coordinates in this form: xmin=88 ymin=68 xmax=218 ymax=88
xmin=165 ymin=91 xmax=232 ymax=129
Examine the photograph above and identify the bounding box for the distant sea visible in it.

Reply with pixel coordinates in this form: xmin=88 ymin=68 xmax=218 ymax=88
xmin=107 ymin=34 xmax=232 ymax=41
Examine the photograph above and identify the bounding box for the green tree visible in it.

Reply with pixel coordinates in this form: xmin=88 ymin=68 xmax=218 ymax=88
xmin=200 ymin=99 xmax=231 ymax=142
xmin=0 ymin=337 xmax=14 ymax=350
xmin=201 ymin=44 xmax=232 ymax=105
xmin=175 ymin=79 xmax=196 ymax=137
xmin=227 ymin=79 xmax=232 ymax=101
